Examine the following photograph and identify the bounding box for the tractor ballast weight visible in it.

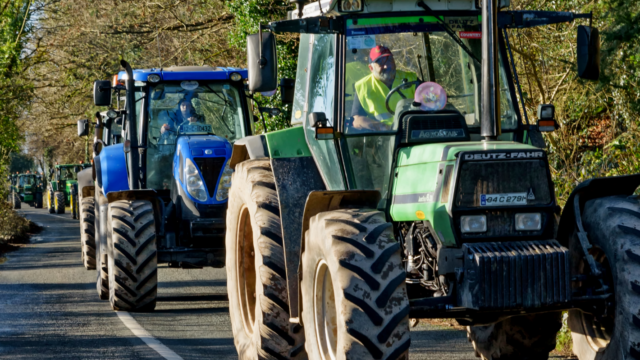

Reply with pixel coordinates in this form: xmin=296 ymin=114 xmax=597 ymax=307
xmin=91 ymin=62 xmax=254 ymax=311
xmin=223 ymin=1 xmax=633 ymax=359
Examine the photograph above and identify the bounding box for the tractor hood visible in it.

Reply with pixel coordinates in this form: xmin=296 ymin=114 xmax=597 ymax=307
xmin=396 ymin=141 xmax=540 ymax=167
xmin=184 ymin=135 xmax=231 ymax=151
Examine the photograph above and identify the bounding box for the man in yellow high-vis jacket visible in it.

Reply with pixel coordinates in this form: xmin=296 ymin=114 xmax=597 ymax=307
xmin=351 ymin=45 xmax=418 ymax=131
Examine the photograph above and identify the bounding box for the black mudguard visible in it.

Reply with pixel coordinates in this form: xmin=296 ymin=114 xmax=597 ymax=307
xmin=557 ymin=174 xmax=640 ymax=245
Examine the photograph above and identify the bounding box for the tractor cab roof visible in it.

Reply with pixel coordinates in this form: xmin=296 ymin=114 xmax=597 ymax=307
xmin=117 ymin=66 xmax=248 ymax=83
xmin=289 ymin=0 xmax=509 ymax=19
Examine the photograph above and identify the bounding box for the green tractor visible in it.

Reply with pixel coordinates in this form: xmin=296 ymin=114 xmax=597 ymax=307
xmin=47 ymin=163 xmax=90 ymax=215
xmin=7 ymin=172 xmax=43 ymax=209
xmin=223 ymin=1 xmax=637 ymax=359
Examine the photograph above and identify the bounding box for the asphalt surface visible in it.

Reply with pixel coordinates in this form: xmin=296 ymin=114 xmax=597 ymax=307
xmin=0 ymin=206 xmax=496 ymax=359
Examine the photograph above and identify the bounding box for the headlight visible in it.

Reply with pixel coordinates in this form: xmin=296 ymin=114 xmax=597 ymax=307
xmin=215 ymin=161 xmax=234 ymax=201
xmin=460 ymin=215 xmax=487 ymax=233
xmin=515 ymin=213 xmax=542 ymax=231
xmin=184 ymin=158 xmax=207 ymax=202
xmin=229 ymin=72 xmax=242 ymax=82
xmin=148 ymin=74 xmax=161 ymax=83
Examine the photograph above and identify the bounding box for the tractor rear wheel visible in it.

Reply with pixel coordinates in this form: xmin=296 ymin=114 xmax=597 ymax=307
xmin=47 ymin=191 xmax=55 ymax=213
xmin=107 ymin=200 xmax=157 ymax=311
xmin=301 ymin=209 xmax=411 ymax=360
xmin=80 ymin=197 xmax=96 ymax=270
xmin=225 ymin=159 xmax=306 ymax=360
xmin=95 ymin=191 xmax=109 ymax=300
xmin=466 ymin=313 xmax=562 ymax=360
xmin=12 ymin=193 xmax=21 ymax=209
xmin=568 ymin=195 xmax=640 ymax=359
xmin=35 ymin=192 xmax=43 ymax=208
xmin=54 ymin=191 xmax=65 ymax=214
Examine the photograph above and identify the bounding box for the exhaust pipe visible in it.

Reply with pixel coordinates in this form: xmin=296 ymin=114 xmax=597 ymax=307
xmin=481 ymin=0 xmax=501 ymax=140
xmin=121 ymin=60 xmax=140 ymax=190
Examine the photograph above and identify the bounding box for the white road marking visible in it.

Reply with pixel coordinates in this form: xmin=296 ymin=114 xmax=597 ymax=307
xmin=116 ymin=311 xmax=184 ymax=360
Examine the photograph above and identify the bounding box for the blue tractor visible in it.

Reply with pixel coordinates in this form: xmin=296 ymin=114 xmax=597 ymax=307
xmin=90 ymin=62 xmax=254 ymax=311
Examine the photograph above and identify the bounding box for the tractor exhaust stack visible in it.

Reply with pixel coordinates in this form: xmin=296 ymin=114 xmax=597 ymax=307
xmin=481 ymin=0 xmax=501 ymax=140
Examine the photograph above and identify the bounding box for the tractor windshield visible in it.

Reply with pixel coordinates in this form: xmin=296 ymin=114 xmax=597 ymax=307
xmin=146 ymin=81 xmax=245 ymax=190
xmin=59 ymin=167 xmax=77 ymax=181
xmin=344 ymin=16 xmax=517 ymax=134
xmin=340 ymin=15 xmax=517 ymax=199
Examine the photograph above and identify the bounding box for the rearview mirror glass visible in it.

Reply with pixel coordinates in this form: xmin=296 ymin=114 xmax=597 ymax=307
xmin=247 ymin=31 xmax=278 ymax=92
xmin=577 ymin=25 xmax=600 ymax=81
xmin=93 ymin=80 xmax=112 ymax=106
xmin=77 ymin=119 xmax=89 ymax=137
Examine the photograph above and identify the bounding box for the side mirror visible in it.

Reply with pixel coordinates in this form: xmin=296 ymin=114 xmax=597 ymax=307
xmin=247 ymin=31 xmax=278 ymax=92
xmin=577 ymin=25 xmax=600 ymax=81
xmin=93 ymin=80 xmax=112 ymax=106
xmin=77 ymin=119 xmax=89 ymax=137
xmin=536 ymin=104 xmax=559 ymax=132
xmin=310 ymin=112 xmax=334 ymax=140
xmin=280 ymin=78 xmax=295 ymax=104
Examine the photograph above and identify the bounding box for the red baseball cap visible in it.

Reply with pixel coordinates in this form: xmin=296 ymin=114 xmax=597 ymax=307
xmin=369 ymin=45 xmax=392 ymax=62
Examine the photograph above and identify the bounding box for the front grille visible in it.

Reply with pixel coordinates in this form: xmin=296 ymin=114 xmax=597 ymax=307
xmin=454 ymin=160 xmax=552 ymax=208
xmin=457 ymin=240 xmax=571 ymax=310
xmin=194 ymin=157 xmax=225 ymax=198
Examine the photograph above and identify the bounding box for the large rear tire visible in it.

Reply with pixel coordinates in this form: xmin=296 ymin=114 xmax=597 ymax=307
xmin=54 ymin=191 xmax=65 ymax=214
xmin=466 ymin=313 xmax=562 ymax=360
xmin=225 ymin=159 xmax=306 ymax=359
xmin=301 ymin=209 xmax=411 ymax=360
xmin=568 ymin=195 xmax=640 ymax=359
xmin=95 ymin=190 xmax=109 ymax=300
xmin=107 ymin=200 xmax=157 ymax=311
xmin=80 ymin=197 xmax=96 ymax=270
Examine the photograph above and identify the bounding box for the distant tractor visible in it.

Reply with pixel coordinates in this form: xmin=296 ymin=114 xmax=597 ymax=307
xmin=47 ymin=163 xmax=90 ymax=215
xmin=8 ymin=172 xmax=43 ymax=209
xmin=88 ymin=63 xmax=255 ymax=310
xmin=222 ymin=1 xmax=634 ymax=360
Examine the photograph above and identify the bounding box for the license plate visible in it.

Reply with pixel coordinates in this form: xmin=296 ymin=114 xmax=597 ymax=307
xmin=480 ymin=193 xmax=527 ymax=206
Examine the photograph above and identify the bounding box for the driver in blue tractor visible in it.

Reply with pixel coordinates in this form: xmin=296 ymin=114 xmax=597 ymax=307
xmin=351 ymin=45 xmax=418 ymax=131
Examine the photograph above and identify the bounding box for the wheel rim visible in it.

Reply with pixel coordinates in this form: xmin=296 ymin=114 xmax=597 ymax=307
xmin=578 ymin=247 xmax=615 ymax=351
xmin=236 ymin=206 xmax=257 ymax=336
xmin=314 ymin=260 xmax=338 ymax=360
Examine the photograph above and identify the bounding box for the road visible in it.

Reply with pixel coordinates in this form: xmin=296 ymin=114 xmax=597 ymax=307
xmin=0 ymin=207 xmax=503 ymax=359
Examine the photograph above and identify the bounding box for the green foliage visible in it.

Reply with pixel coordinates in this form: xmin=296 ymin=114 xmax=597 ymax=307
xmin=9 ymin=152 xmax=35 ymax=174
xmin=225 ymin=0 xmax=298 ymax=132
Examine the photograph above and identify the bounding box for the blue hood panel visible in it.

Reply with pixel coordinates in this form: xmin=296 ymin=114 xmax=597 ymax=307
xmin=186 ymin=135 xmax=231 ymax=149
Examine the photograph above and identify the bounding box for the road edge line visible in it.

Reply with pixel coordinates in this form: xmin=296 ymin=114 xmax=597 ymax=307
xmin=116 ymin=311 xmax=184 ymax=360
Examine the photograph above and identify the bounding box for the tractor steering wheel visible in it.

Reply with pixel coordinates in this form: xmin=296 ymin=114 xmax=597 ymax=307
xmin=385 ymin=80 xmax=422 ymax=115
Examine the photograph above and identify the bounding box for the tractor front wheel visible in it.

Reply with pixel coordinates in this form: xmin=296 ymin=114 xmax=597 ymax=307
xmin=568 ymin=195 xmax=640 ymax=359
xmin=301 ymin=209 xmax=411 ymax=360
xmin=54 ymin=191 xmax=65 ymax=214
xmin=107 ymin=200 xmax=157 ymax=311
xmin=80 ymin=197 xmax=96 ymax=270
xmin=225 ymin=159 xmax=306 ymax=360
xmin=466 ymin=313 xmax=562 ymax=360
xmin=95 ymin=191 xmax=109 ymax=300
xmin=12 ymin=193 xmax=21 ymax=209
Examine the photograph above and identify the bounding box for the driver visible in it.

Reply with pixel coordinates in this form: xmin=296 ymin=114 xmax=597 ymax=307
xmin=351 ymin=45 xmax=418 ymax=131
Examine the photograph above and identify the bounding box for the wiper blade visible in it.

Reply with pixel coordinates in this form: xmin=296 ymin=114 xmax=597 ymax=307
xmin=417 ymin=1 xmax=481 ymax=65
